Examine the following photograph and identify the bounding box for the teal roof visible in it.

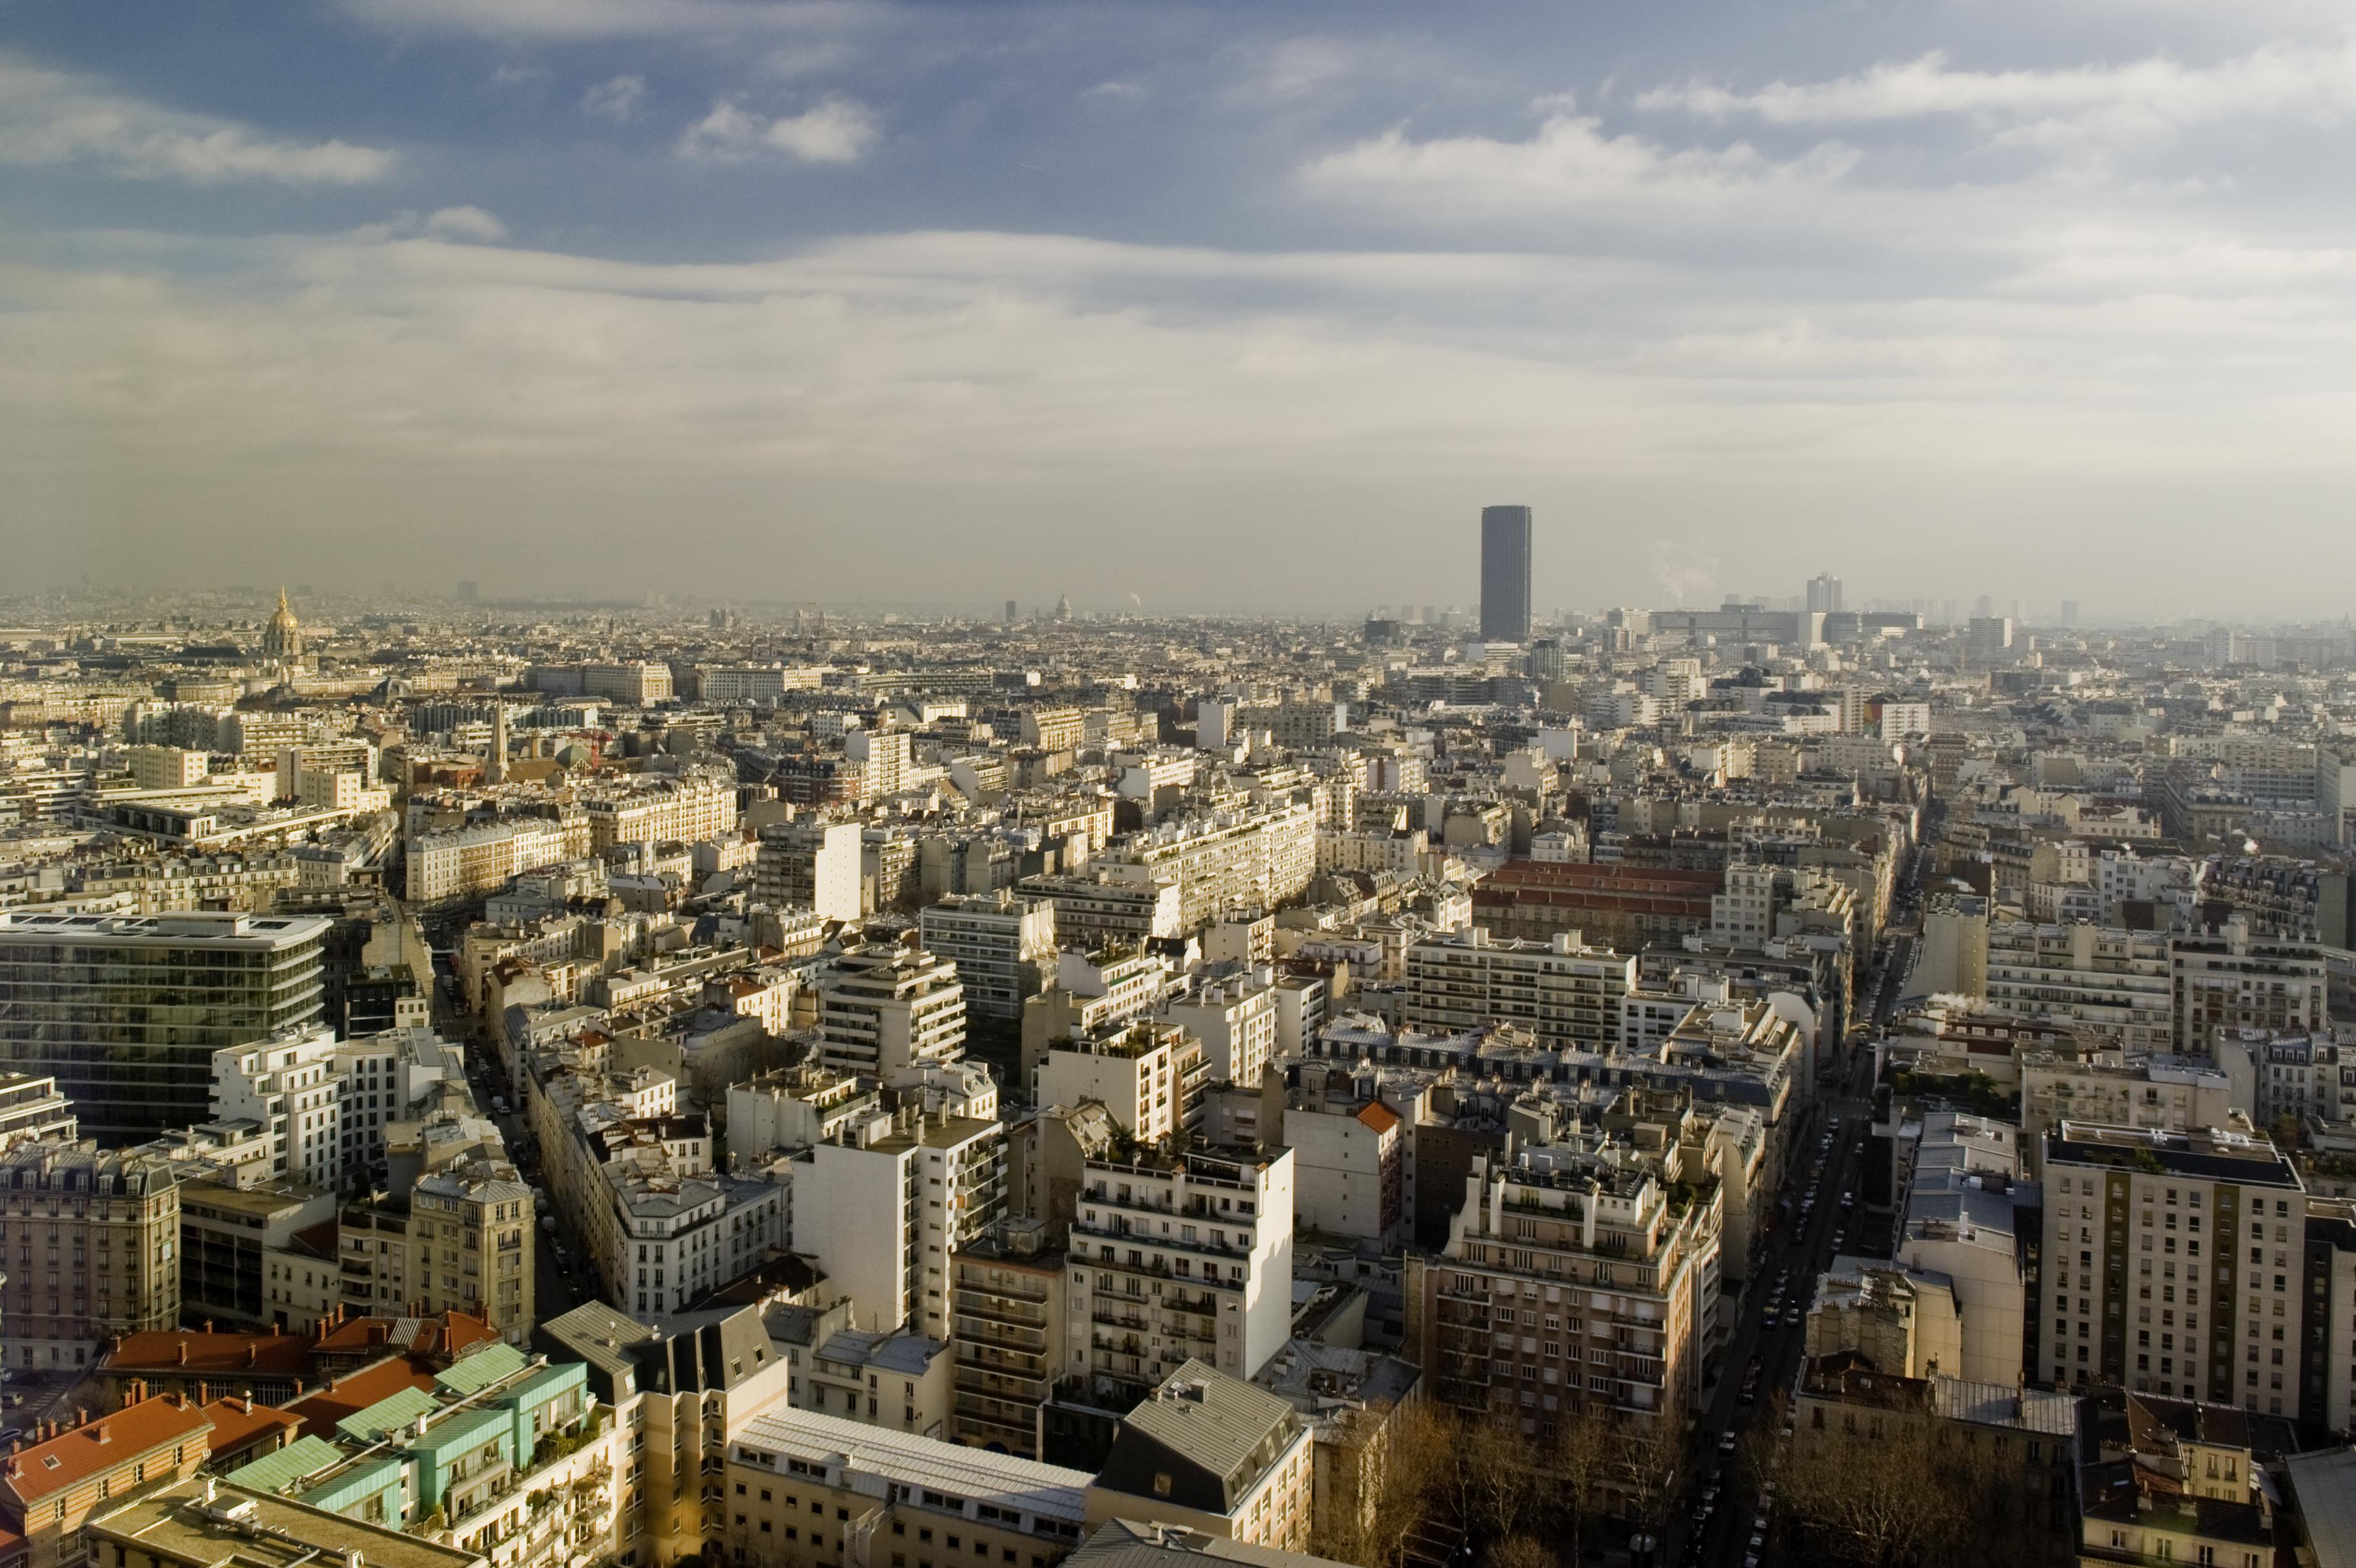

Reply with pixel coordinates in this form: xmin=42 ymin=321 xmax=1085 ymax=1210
xmin=338 ymin=1384 xmax=438 ymax=1445
xmin=298 ymin=1454 xmax=407 ymax=1515
xmin=412 ymin=1403 xmax=506 ymax=1459
xmin=225 ymin=1435 xmax=346 ymax=1496
xmin=434 ymin=1344 xmax=527 ymax=1396
xmin=502 ymin=1362 xmax=585 ymax=1408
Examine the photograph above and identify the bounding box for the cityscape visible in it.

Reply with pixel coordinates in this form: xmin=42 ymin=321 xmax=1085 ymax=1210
xmin=8 ymin=5 xmax=2356 ymax=1568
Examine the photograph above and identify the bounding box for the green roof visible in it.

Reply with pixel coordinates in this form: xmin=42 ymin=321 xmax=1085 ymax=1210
xmin=433 ymin=1343 xmax=527 ymax=1396
xmin=338 ymin=1384 xmax=438 ymax=1444
xmin=225 ymin=1435 xmax=346 ymax=1496
xmin=298 ymin=1454 xmax=407 ymax=1515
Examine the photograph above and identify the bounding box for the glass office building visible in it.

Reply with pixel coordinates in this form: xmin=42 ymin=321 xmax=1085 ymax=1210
xmin=0 ymin=910 xmax=329 ymax=1144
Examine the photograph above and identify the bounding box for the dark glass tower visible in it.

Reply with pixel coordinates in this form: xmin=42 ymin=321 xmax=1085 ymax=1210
xmin=1479 ymin=504 xmax=1533 ymax=642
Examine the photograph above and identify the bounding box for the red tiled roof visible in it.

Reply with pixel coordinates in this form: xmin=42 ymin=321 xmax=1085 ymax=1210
xmin=278 ymin=1356 xmax=441 ymax=1441
xmin=311 ymin=1309 xmax=496 ymax=1360
xmin=0 ymin=1398 xmax=211 ymax=1505
xmin=1354 ymin=1100 xmax=1401 ymax=1135
xmin=197 ymin=1397 xmax=303 ymax=1459
xmin=101 ymin=1331 xmax=308 ymax=1379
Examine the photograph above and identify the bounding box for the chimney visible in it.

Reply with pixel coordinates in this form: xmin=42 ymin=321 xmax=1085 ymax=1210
xmin=94 ymin=1423 xmax=111 ymax=1446
xmin=197 ymin=1382 xmax=210 ymax=1404
xmin=74 ymin=1409 xmax=87 ymax=1429
xmin=176 ymin=1344 xmax=188 ymax=1367
xmin=203 ymin=1319 xmax=213 ymax=1332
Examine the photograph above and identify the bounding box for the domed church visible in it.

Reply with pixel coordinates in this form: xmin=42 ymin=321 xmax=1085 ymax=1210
xmin=261 ymin=586 xmax=305 ymax=670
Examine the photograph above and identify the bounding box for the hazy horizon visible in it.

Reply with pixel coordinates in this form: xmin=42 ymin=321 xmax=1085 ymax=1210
xmin=7 ymin=1 xmax=2356 ymax=616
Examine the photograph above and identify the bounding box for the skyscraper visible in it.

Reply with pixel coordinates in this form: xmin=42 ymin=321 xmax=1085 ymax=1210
xmin=1479 ymin=504 xmax=1532 ymax=643
xmin=1806 ymin=573 xmax=1844 ymax=614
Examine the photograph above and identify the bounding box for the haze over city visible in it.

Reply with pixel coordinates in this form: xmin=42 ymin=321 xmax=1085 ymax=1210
xmin=8 ymin=1 xmax=2356 ymax=612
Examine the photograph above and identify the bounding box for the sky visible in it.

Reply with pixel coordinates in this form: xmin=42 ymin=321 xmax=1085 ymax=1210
xmin=4 ymin=0 xmax=2355 ymax=618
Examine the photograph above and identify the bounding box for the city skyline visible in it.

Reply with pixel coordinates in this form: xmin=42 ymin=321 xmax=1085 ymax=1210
xmin=6 ymin=3 xmax=2356 ymax=612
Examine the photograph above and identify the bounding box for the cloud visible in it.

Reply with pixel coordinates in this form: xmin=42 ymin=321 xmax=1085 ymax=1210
xmin=1637 ymin=36 xmax=2356 ymax=150
xmin=489 ymin=62 xmax=545 ymax=85
xmin=581 ymin=73 xmax=648 ymax=122
xmin=1080 ymin=80 xmax=1147 ymax=103
xmin=424 ymin=206 xmax=508 ymax=241
xmin=342 ymin=0 xmax=883 ymax=41
xmin=676 ymin=94 xmax=878 ymax=162
xmin=0 ymin=51 xmax=394 ymax=185
xmin=1303 ymin=109 xmax=1859 ymax=219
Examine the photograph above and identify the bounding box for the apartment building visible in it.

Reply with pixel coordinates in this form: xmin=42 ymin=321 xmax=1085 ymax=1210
xmin=922 ymin=892 xmax=1058 ymax=1021
xmin=794 ymin=1108 xmax=1007 ymax=1340
xmin=725 ymin=1406 xmax=1091 ymax=1566
xmin=2169 ymin=929 xmax=2329 ymax=1058
xmin=754 ymin=820 xmax=863 ymax=921
xmin=1065 ymin=1145 xmax=1296 ymax=1397
xmin=0 ymin=1140 xmax=182 ymax=1373
xmin=0 ymin=910 xmax=329 ymax=1142
xmin=1084 ymin=1364 xmax=1314 ymax=1552
xmin=1162 ymin=972 xmax=1279 ymax=1090
xmin=0 ymin=1391 xmax=214 ymax=1568
xmin=1983 ymin=922 xmax=2172 ymax=1052
xmin=817 ymin=944 xmax=969 ymax=1077
xmin=948 ymin=1230 xmax=1067 ymax=1457
xmin=1098 ymin=805 xmax=1316 ymax=933
xmin=208 ymin=1025 xmax=348 ymax=1190
xmin=2016 ymin=1049 xmax=2235 ymax=1151
xmin=579 ymin=661 xmax=673 ymax=705
xmin=1402 ymin=928 xmax=1635 ymax=1053
xmin=335 ymin=1148 xmax=538 ymax=1341
xmin=1013 ymin=874 xmax=1185 ymax=950
xmin=408 ymin=818 xmax=576 ymax=906
xmin=1035 ymin=1022 xmax=1189 ymax=1144
xmin=600 ymin=1151 xmax=789 ymax=1321
xmin=219 ymin=1344 xmax=615 ymax=1568
xmin=2039 ymin=1121 xmax=2305 ymax=1414
xmin=540 ymin=1299 xmax=793 ymax=1565
xmin=1422 ymin=1142 xmax=1715 ymax=1433
xmin=584 ymin=771 xmax=737 ymax=851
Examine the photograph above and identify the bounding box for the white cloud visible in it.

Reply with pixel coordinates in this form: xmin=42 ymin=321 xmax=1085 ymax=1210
xmin=489 ymin=62 xmax=545 ymax=85
xmin=12 ymin=217 xmax=2356 ymax=605
xmin=1303 ymin=109 xmax=1859 ymax=218
xmin=1080 ymin=80 xmax=1147 ymax=103
xmin=581 ymin=74 xmax=648 ymax=122
xmin=0 ymin=52 xmax=394 ymax=185
xmin=676 ymin=94 xmax=877 ymax=162
xmin=1637 ymin=36 xmax=2356 ymax=150
xmin=424 ymin=206 xmax=509 ymax=241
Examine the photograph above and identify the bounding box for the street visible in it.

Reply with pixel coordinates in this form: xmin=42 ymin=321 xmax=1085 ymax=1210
xmin=1667 ymin=1046 xmax=1877 ymax=1568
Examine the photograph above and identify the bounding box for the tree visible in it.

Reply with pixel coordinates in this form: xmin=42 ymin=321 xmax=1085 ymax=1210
xmin=1487 ymin=1537 xmax=1556 ymax=1568
xmin=1552 ymin=1403 xmax=1618 ymax=1567
xmin=1460 ymin=1416 xmax=1542 ymax=1545
xmin=1773 ymin=1405 xmax=1980 ymax=1567
xmin=1314 ymin=1399 xmax=1458 ymax=1568
xmin=1609 ymin=1417 xmax=1679 ymax=1538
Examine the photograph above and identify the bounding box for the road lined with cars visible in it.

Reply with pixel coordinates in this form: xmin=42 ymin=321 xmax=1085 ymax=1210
xmin=1667 ymin=814 xmax=1931 ymax=1567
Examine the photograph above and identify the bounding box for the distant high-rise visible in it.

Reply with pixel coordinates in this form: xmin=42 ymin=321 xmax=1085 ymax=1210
xmin=2061 ymin=599 xmax=2079 ymax=627
xmin=1004 ymin=599 xmax=1018 ymax=624
xmin=1479 ymin=504 xmax=1533 ymax=643
xmin=1974 ymin=594 xmax=1994 ymax=620
xmin=1806 ymin=573 xmax=1844 ymax=614
xmin=456 ymin=579 xmax=478 ymax=605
